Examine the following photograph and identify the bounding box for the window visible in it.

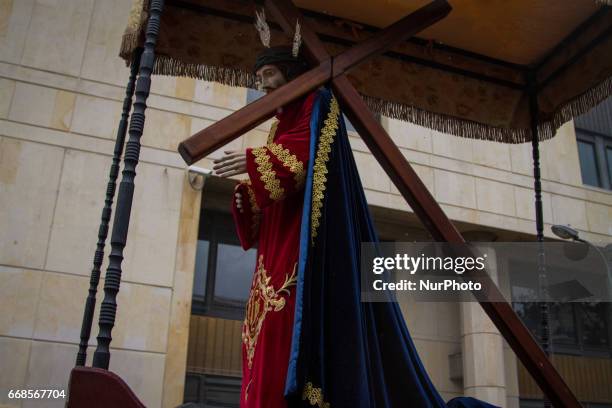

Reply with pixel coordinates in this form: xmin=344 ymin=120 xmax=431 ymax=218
xmin=183 ymin=373 xmax=241 ymax=407
xmin=511 ymin=259 xmax=611 ymax=356
xmin=575 ymin=96 xmax=612 ymax=190
xmin=192 ymin=208 xmax=257 ymax=320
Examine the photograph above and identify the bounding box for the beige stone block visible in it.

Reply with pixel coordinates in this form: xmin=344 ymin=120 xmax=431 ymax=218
xmin=464 ymin=386 xmax=506 ymax=407
xmin=0 ymin=0 xmax=35 ymax=65
xmin=432 ymin=129 xmax=473 ymax=162
xmin=71 ymin=94 xmax=121 ymax=139
xmin=386 ymin=117 xmax=432 ymax=152
xmin=0 ymin=138 xmax=63 ymax=269
xmin=503 ymin=347 xmax=519 ymax=397
xmin=541 ymin=122 xmax=582 ymax=186
xmin=434 ymin=169 xmax=476 ymax=208
xmin=412 ymin=339 xmax=462 ymax=394
xmin=462 ymin=332 xmax=505 ymax=389
xmin=550 ymin=194 xmax=588 ymax=231
xmin=32 ymin=271 xmax=90 ymax=344
xmin=514 ymin=187 xmax=553 ymax=224
xmin=108 ymin=348 xmax=165 ymax=408
xmin=120 ymin=162 xmax=183 ymax=287
xmin=0 ymin=337 xmax=31 ymax=407
xmin=243 ymin=128 xmax=269 ymax=149
xmin=440 ymin=204 xmax=479 ymax=225
xmin=50 ymin=90 xmax=75 ymax=131
xmin=194 ymin=80 xmax=247 ymax=110
xmin=9 ymin=82 xmax=56 ymax=127
xmin=21 ymin=0 xmax=94 ymax=76
xmin=509 ymin=142 xmax=533 ymax=176
xmin=162 ymin=177 xmax=201 ymax=408
xmin=8 ymin=83 xmax=74 ymax=130
xmin=436 ymin=301 xmax=461 ymax=340
xmin=585 ymin=201 xmax=612 ymax=236
xmin=461 ymin=302 xmax=498 ymax=336
xmin=354 ymin=151 xmax=391 ymax=192
xmin=175 ymin=77 xmax=196 ymax=101
xmin=0 ymin=266 xmax=42 ymax=337
xmin=33 ymin=270 xmax=171 ymax=354
xmin=22 ymin=341 xmax=76 ymax=408
xmin=45 ymin=150 xmax=183 ymax=288
xmin=431 ymin=155 xmax=473 ymax=177
xmin=408 ymin=301 xmax=437 ymax=338
xmin=0 ymin=78 xmax=16 ymax=118
xmin=112 ymin=282 xmax=171 ymax=353
xmin=142 ymin=108 xmax=192 ymax=151
xmin=150 ymin=76 xmax=177 ymax=98
xmin=475 ymin=178 xmax=516 ymax=217
xmin=472 ymin=139 xmax=511 ymax=171
xmin=80 ymin=0 xmax=132 ymax=86
xmin=45 ymin=149 xmax=110 ymax=276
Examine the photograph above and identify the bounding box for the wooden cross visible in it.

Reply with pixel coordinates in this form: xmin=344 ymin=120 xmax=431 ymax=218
xmin=178 ymin=1 xmax=580 ymax=406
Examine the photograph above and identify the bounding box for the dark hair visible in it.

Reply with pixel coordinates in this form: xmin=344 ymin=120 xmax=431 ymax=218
xmin=273 ymin=60 xmax=309 ymax=81
xmin=253 ymin=45 xmax=309 ymax=81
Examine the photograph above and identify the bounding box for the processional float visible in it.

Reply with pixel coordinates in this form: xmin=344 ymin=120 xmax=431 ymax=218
xmin=67 ymin=0 xmax=612 ymax=407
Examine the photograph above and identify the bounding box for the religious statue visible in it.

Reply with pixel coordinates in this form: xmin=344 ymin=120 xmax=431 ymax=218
xmin=212 ymin=44 xmax=498 ymax=408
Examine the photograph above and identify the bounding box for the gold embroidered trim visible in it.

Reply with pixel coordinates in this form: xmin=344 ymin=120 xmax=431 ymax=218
xmin=266 ymin=120 xmax=279 ymax=144
xmin=311 ymin=97 xmax=339 ymax=243
xmin=252 ymin=147 xmax=284 ymax=201
xmin=302 ymin=382 xmax=330 ymax=408
xmin=268 ymin=142 xmax=306 ymax=187
xmin=242 ymin=256 xmax=297 ymax=369
xmin=241 ymin=179 xmax=261 ymax=239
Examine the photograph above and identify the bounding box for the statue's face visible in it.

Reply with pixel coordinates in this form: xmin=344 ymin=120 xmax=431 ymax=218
xmin=255 ymin=64 xmax=287 ymax=94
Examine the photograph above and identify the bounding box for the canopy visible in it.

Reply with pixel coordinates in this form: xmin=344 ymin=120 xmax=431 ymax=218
xmin=120 ymin=0 xmax=612 ymax=143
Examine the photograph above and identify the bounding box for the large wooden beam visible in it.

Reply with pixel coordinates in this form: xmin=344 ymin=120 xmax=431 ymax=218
xmin=178 ymin=61 xmax=330 ymax=164
xmin=177 ymin=0 xmax=451 ymax=164
xmin=266 ymin=1 xmax=581 ymax=407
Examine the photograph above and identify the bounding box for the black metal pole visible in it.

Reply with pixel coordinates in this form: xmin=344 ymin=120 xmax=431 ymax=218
xmin=527 ymin=70 xmax=552 ymax=408
xmin=92 ymin=0 xmax=165 ymax=369
xmin=75 ymin=48 xmax=143 ymax=367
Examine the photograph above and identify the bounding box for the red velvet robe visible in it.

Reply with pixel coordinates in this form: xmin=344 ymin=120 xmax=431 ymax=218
xmin=232 ymin=92 xmax=316 ymax=408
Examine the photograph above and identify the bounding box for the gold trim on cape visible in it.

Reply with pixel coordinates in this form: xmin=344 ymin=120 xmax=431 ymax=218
xmin=311 ymin=97 xmax=340 ymax=243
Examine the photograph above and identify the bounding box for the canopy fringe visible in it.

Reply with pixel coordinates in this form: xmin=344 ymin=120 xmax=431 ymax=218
xmin=121 ymin=51 xmax=612 ymax=144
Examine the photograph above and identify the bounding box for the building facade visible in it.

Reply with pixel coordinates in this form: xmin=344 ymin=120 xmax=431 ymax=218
xmin=0 ymin=1 xmax=611 ymax=407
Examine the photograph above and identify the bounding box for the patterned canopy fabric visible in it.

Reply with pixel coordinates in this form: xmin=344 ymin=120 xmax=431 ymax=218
xmin=120 ymin=0 xmax=612 ymax=143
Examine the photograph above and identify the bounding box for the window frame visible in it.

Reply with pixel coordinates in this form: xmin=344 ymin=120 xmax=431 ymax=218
xmin=575 ymin=128 xmax=612 ymax=190
xmin=191 ymin=209 xmax=256 ymax=320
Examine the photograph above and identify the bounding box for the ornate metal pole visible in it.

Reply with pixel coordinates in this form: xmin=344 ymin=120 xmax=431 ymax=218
xmin=527 ymin=70 xmax=552 ymax=408
xmin=92 ymin=0 xmax=165 ymax=369
xmin=75 ymin=48 xmax=143 ymax=367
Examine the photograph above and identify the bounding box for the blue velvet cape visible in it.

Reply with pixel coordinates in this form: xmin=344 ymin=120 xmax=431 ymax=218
xmin=284 ymin=88 xmax=499 ymax=408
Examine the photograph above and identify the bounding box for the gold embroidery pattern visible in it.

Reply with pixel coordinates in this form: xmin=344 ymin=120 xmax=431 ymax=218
xmin=239 ymin=179 xmax=261 ymax=239
xmin=242 ymin=256 xmax=297 ymax=369
xmin=302 ymin=382 xmax=331 ymax=408
xmin=311 ymin=97 xmax=339 ymax=243
xmin=252 ymin=147 xmax=284 ymax=201
xmin=268 ymin=142 xmax=306 ymax=187
xmin=266 ymin=120 xmax=279 ymax=144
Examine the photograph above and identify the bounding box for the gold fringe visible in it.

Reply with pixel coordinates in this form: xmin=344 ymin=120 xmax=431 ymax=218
xmin=117 ymin=46 xmax=612 ymax=144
